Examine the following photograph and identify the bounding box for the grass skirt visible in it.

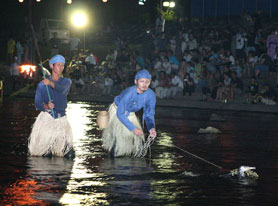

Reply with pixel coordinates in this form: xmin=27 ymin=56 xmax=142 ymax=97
xmin=28 ymin=111 xmax=74 ymax=157
xmin=102 ymin=103 xmax=145 ymax=157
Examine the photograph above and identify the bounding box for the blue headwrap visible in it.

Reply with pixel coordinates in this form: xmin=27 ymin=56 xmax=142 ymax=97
xmin=135 ymin=69 xmax=152 ymax=80
xmin=49 ymin=54 xmax=65 ymax=65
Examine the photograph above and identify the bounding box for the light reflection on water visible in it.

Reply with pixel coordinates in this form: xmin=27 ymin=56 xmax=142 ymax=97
xmin=2 ymin=100 xmax=278 ymax=205
xmin=60 ymin=102 xmax=108 ymax=205
xmin=59 ymin=102 xmax=184 ymax=205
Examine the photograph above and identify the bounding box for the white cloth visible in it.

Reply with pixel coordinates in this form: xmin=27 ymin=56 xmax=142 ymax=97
xmin=228 ymin=55 xmax=235 ymax=65
xmin=163 ymin=62 xmax=172 ymax=74
xmin=154 ymin=61 xmax=163 ymax=70
xmin=155 ymin=86 xmax=170 ymax=98
xmin=151 ymin=79 xmax=159 ymax=89
xmin=171 ymin=75 xmax=184 ymax=89
xmin=188 ymin=39 xmax=198 ymax=50
xmin=181 ymin=41 xmax=187 ymax=53
xmin=183 ymin=54 xmax=192 ymax=62
xmin=86 ymin=54 xmax=97 ymax=65
xmin=236 ymin=33 xmax=246 ymax=49
xmin=104 ymin=77 xmax=113 ymax=86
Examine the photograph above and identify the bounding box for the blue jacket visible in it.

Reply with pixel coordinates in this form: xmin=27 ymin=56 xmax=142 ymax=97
xmin=115 ymin=85 xmax=156 ymax=131
xmin=35 ymin=77 xmax=72 ymax=118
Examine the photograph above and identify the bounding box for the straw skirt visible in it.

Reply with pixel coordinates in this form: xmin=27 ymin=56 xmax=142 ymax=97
xmin=102 ymin=103 xmax=145 ymax=157
xmin=28 ymin=111 xmax=74 ymax=157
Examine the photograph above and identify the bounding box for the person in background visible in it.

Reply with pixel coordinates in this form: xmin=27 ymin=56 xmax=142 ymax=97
xmin=49 ymin=32 xmax=61 ymax=58
xmin=7 ymin=36 xmax=16 ymax=64
xmin=155 ymin=14 xmax=165 ymax=35
xmin=69 ymin=33 xmax=80 ymax=58
xmin=16 ymin=39 xmax=24 ymax=65
xmin=245 ymin=76 xmax=259 ymax=103
xmin=103 ymin=74 xmax=114 ymax=95
xmin=155 ymin=71 xmax=171 ymax=98
xmin=10 ymin=56 xmax=20 ymax=91
xmin=183 ymin=73 xmax=195 ymax=96
xmin=169 ymin=71 xmax=183 ymax=98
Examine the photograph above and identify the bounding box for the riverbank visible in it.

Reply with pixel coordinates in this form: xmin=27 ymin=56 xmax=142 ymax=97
xmin=8 ymin=86 xmax=278 ymax=114
xmin=68 ymin=93 xmax=278 ymax=114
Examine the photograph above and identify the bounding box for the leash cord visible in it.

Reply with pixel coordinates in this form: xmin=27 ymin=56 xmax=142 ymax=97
xmin=134 ymin=135 xmax=223 ymax=170
xmin=172 ymin=144 xmax=223 ymax=169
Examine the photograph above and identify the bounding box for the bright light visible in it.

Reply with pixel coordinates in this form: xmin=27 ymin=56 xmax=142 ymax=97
xmin=19 ymin=64 xmax=37 ymax=78
xmin=71 ymin=12 xmax=87 ymax=28
xmin=67 ymin=0 xmax=72 ymax=4
xmin=36 ymin=0 xmax=41 ymax=2
xmin=163 ymin=1 xmax=175 ymax=7
xmin=138 ymin=0 xmax=146 ymax=5
xmin=169 ymin=1 xmax=175 ymax=8
xmin=163 ymin=1 xmax=169 ymax=7
xmin=102 ymin=0 xmax=108 ymax=2
xmin=18 ymin=0 xmax=24 ymax=2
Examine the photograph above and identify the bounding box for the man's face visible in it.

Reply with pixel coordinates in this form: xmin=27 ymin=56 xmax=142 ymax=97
xmin=135 ymin=78 xmax=151 ymax=93
xmin=51 ymin=62 xmax=64 ymax=75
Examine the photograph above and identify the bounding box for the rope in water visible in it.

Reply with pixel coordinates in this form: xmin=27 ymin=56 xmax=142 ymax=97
xmin=172 ymin=144 xmax=223 ymax=169
xmin=135 ymin=135 xmax=156 ymax=158
xmin=134 ymin=135 xmax=223 ymax=170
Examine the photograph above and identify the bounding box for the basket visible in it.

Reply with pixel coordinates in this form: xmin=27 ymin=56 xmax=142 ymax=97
xmin=97 ymin=111 xmax=109 ymax=129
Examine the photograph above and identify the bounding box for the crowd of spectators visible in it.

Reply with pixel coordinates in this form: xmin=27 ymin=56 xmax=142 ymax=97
xmin=66 ymin=10 xmax=278 ymax=106
xmin=5 ymin=10 xmax=278 ymax=106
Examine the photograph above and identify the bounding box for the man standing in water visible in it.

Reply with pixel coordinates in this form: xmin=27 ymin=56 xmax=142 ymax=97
xmin=102 ymin=69 xmax=157 ymax=157
xmin=28 ymin=54 xmax=74 ymax=158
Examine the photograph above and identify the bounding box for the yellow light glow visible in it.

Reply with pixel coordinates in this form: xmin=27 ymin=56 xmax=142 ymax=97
xmin=169 ymin=1 xmax=175 ymax=8
xmin=102 ymin=0 xmax=108 ymax=2
xmin=19 ymin=65 xmax=37 ymax=73
xmin=36 ymin=0 xmax=41 ymax=2
xmin=67 ymin=0 xmax=72 ymax=4
xmin=18 ymin=0 xmax=24 ymax=2
xmin=59 ymin=103 xmax=108 ymax=205
xmin=71 ymin=12 xmax=87 ymax=28
xmin=163 ymin=1 xmax=169 ymax=7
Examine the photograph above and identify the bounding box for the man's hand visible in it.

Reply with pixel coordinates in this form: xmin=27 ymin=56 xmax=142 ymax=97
xmin=44 ymin=101 xmax=55 ymax=110
xmin=149 ymin=128 xmax=157 ymax=138
xmin=42 ymin=79 xmax=54 ymax=88
xmin=133 ymin=128 xmax=144 ymax=136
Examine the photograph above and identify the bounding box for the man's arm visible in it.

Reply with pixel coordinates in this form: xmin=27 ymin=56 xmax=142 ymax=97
xmin=116 ymin=95 xmax=137 ymax=132
xmin=34 ymin=83 xmax=51 ymax=111
xmin=43 ymin=78 xmax=72 ymax=95
xmin=144 ymin=91 xmax=156 ymax=132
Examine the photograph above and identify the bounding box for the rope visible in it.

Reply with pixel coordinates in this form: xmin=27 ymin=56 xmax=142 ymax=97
xmin=172 ymin=144 xmax=223 ymax=169
xmin=132 ymin=136 xmax=247 ymax=176
xmin=134 ymin=135 xmax=156 ymax=158
xmin=133 ymin=134 xmax=222 ymax=170
xmin=133 ymin=135 xmax=254 ymax=177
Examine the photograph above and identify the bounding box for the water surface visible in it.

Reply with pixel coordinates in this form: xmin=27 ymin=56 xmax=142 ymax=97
xmin=0 ymin=98 xmax=278 ymax=205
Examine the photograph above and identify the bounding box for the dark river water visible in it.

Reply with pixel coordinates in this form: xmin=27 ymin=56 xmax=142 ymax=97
xmin=0 ymin=98 xmax=278 ymax=205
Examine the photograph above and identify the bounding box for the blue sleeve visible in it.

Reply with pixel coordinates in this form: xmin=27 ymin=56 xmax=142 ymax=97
xmin=116 ymin=90 xmax=136 ymax=132
xmin=34 ymin=83 xmax=47 ymax=111
xmin=54 ymin=78 xmax=72 ymax=95
xmin=144 ymin=91 xmax=156 ymax=131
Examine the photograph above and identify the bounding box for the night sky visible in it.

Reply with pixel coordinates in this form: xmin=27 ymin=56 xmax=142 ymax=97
xmin=1 ymin=0 xmax=188 ymax=36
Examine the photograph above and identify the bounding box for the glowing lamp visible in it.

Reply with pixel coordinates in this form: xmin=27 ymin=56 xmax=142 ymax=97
xmin=71 ymin=12 xmax=87 ymax=28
